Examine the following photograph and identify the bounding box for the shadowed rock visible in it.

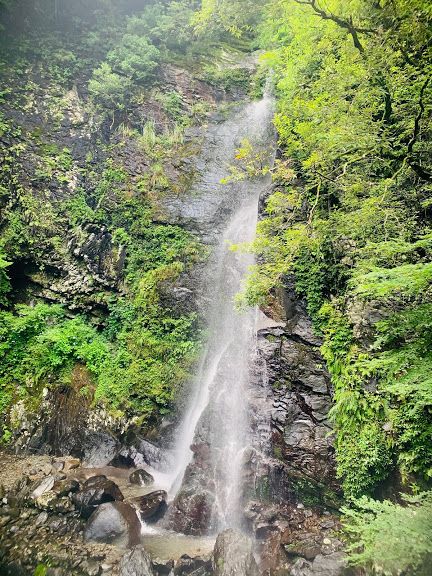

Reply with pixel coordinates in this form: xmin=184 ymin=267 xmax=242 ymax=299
xmin=130 ymin=490 xmax=167 ymax=523
xmin=72 ymin=475 xmax=123 ymax=518
xmin=169 ymin=487 xmax=214 ymax=535
xmin=174 ymin=554 xmax=212 ymax=576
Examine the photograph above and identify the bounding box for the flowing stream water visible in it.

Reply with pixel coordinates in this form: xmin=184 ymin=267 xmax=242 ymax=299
xmin=165 ymin=91 xmax=276 ymax=533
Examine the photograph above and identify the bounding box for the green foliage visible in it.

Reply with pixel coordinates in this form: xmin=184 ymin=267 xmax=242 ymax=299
xmin=107 ymin=34 xmax=160 ymax=83
xmin=33 ymin=565 xmax=48 ymax=576
xmin=336 ymin=421 xmax=393 ymax=498
xmin=193 ymin=0 xmax=262 ymax=39
xmin=352 ymin=263 xmax=432 ymax=300
xmin=63 ymin=190 xmax=98 ymax=227
xmin=154 ymin=90 xmax=184 ymax=120
xmin=342 ymin=492 xmax=432 ymax=575
xmin=203 ymin=66 xmax=251 ymax=92
xmin=220 ymin=138 xmax=271 ymax=184
xmin=126 ymin=1 xmax=195 ymax=53
xmin=88 ymin=62 xmax=131 ymax=111
xmin=239 ymin=0 xmax=432 ymax=502
xmin=0 ymin=247 xmax=11 ymax=305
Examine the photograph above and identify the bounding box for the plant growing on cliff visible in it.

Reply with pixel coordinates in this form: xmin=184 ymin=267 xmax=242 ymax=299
xmin=0 ymin=249 xmax=11 ymax=305
xmin=88 ymin=62 xmax=132 ymax=112
xmin=220 ymin=138 xmax=271 ymax=184
xmin=107 ymin=34 xmax=160 ymax=83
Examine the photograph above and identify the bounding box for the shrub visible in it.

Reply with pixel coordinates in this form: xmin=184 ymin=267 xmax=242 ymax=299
xmin=343 ymin=492 xmax=432 ymax=575
xmin=88 ymin=62 xmax=131 ymax=111
xmin=107 ymin=34 xmax=160 ymax=83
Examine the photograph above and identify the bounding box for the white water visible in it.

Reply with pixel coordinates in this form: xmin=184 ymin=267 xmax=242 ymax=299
xmin=167 ymin=93 xmax=275 ymax=531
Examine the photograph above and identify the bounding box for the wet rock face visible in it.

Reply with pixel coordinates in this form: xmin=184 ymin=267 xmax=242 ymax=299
xmin=13 ymin=223 xmax=125 ymax=314
xmin=83 ymin=501 xmax=141 ymax=548
xmin=130 ymin=490 xmax=168 ymax=523
xmin=110 ymin=438 xmax=168 ymax=469
xmin=253 ymin=282 xmax=339 ymax=504
xmin=72 ymin=476 xmax=124 ymax=519
xmin=119 ymin=546 xmax=154 ymax=576
xmin=170 ymin=487 xmax=214 ymax=535
xmin=212 ymin=529 xmax=259 ymax=576
xmin=68 ymin=223 xmax=126 ymax=285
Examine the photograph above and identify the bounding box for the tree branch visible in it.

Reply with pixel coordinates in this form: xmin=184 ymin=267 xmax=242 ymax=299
xmin=293 ymin=0 xmax=375 ymax=53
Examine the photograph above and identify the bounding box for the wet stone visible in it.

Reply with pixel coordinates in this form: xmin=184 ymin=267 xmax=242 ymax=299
xmin=84 ymin=501 xmax=141 ymax=548
xmin=129 ymin=468 xmax=154 ymax=487
xmin=72 ymin=476 xmax=124 ymax=519
xmin=53 ymin=478 xmax=80 ymax=497
xmin=131 ymin=490 xmax=167 ymax=523
xmin=212 ymin=529 xmax=259 ymax=576
xmin=119 ymin=545 xmax=154 ymax=576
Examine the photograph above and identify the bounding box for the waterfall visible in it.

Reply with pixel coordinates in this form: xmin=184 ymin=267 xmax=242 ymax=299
xmin=167 ymin=91 xmax=275 ymax=533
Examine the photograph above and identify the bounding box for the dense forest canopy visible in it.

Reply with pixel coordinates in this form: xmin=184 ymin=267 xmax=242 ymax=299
xmin=1 ymin=0 xmax=432 ymax=573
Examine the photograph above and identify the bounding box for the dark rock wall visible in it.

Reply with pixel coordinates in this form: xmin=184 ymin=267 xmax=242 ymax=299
xmin=256 ymin=292 xmax=340 ymax=507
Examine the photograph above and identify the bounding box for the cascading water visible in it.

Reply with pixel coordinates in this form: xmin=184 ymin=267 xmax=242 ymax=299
xmin=166 ymin=90 xmax=276 ymax=534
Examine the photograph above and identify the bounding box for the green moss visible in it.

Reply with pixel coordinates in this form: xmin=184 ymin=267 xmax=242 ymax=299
xmin=291 ymin=477 xmax=342 ymax=509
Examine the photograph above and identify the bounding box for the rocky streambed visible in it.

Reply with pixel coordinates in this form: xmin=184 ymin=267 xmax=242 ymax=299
xmin=0 ymin=449 xmax=350 ymax=576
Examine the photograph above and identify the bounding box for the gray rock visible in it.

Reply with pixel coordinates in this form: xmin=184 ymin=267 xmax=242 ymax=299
xmin=212 ymin=529 xmax=259 ymax=576
xmin=169 ymin=488 xmax=214 ymax=535
xmin=129 ymin=469 xmax=154 ymax=487
xmin=31 ymin=475 xmax=55 ymax=499
xmin=83 ymin=431 xmax=118 ymax=467
xmin=174 ymin=555 xmax=211 ymax=576
xmin=84 ymin=501 xmax=141 ymax=548
xmin=119 ymin=546 xmax=154 ymax=576
xmin=53 ymin=478 xmax=79 ymax=497
xmin=311 ymin=553 xmax=347 ymax=576
xmin=289 ymin=553 xmax=348 ymax=576
xmin=290 ymin=558 xmax=313 ymax=576
xmin=35 ymin=511 xmax=49 ymax=526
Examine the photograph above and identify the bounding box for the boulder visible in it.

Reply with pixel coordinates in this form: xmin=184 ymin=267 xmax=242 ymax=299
xmin=175 ymin=554 xmax=211 ymax=576
xmin=83 ymin=431 xmax=118 ymax=467
xmin=289 ymin=552 xmax=348 ymax=576
xmin=169 ymin=489 xmax=214 ymax=535
xmin=310 ymin=553 xmax=348 ymax=576
xmin=131 ymin=490 xmax=167 ymax=523
xmin=72 ymin=475 xmax=124 ymax=518
xmin=212 ymin=529 xmax=259 ymax=576
xmin=119 ymin=546 xmax=154 ymax=576
xmin=290 ymin=558 xmax=313 ymax=576
xmin=84 ymin=501 xmax=141 ymax=548
xmin=34 ymin=490 xmax=58 ymax=510
xmin=129 ymin=469 xmax=154 ymax=487
xmin=153 ymin=559 xmax=175 ymax=576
